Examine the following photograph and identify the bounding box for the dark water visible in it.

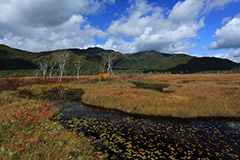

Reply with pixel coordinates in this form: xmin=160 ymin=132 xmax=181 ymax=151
xmin=53 ymin=90 xmax=240 ymax=159
xmin=133 ymin=82 xmax=169 ymax=93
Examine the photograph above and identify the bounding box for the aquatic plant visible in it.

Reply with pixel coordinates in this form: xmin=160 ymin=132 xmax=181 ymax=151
xmin=57 ymin=97 xmax=240 ymax=159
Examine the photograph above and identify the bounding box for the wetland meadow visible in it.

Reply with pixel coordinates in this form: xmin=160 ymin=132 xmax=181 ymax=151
xmin=1 ymin=74 xmax=240 ymax=159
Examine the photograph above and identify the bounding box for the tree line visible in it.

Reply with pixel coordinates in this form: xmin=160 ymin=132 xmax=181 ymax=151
xmin=36 ymin=51 xmax=119 ymax=82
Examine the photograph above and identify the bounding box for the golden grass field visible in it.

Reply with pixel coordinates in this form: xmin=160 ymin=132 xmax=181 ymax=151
xmin=61 ymin=74 xmax=240 ymax=118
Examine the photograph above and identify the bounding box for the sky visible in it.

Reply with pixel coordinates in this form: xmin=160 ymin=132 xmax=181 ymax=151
xmin=0 ymin=0 xmax=240 ymax=62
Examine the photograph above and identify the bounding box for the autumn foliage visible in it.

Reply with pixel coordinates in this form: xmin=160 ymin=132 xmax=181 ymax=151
xmin=0 ymin=90 xmax=99 ymax=159
xmin=0 ymin=92 xmax=50 ymax=156
xmin=0 ymin=77 xmax=24 ymax=91
xmin=89 ymin=73 xmax=117 ymax=82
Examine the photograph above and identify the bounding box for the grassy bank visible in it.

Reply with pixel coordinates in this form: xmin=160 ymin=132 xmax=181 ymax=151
xmin=62 ymin=74 xmax=240 ymax=118
xmin=0 ymin=90 xmax=104 ymax=160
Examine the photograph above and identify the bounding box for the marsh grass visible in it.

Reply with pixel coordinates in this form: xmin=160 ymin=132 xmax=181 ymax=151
xmin=67 ymin=74 xmax=240 ymax=118
xmin=2 ymin=74 xmax=239 ymax=159
xmin=0 ymin=91 xmax=102 ymax=160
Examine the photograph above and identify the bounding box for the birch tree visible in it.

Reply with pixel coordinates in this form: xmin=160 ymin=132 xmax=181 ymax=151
xmin=74 ymin=55 xmax=86 ymax=79
xmin=103 ymin=51 xmax=118 ymax=77
xmin=55 ymin=51 xmax=69 ymax=82
xmin=48 ymin=55 xmax=57 ymax=80
xmin=36 ymin=56 xmax=49 ymax=80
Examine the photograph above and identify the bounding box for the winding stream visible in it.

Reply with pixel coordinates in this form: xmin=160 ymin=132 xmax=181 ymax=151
xmin=51 ymin=90 xmax=240 ymax=159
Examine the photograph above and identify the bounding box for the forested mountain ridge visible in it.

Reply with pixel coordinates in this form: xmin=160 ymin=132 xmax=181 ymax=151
xmin=0 ymin=44 xmax=239 ymax=77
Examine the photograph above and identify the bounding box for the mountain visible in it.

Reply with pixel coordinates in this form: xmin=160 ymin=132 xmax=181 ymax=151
xmin=0 ymin=44 xmax=239 ymax=77
xmin=118 ymin=51 xmax=193 ymax=71
xmin=114 ymin=50 xmax=239 ymax=74
xmin=0 ymin=44 xmax=39 ymax=70
xmin=165 ymin=57 xmax=237 ymax=73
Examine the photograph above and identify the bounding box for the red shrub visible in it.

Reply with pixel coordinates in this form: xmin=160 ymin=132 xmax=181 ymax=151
xmin=0 ymin=77 xmax=24 ymax=91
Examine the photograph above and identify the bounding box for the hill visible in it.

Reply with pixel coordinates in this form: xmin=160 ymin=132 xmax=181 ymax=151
xmin=0 ymin=44 xmax=239 ymax=77
xmin=0 ymin=44 xmax=39 ymax=70
xmin=119 ymin=51 xmax=193 ymax=72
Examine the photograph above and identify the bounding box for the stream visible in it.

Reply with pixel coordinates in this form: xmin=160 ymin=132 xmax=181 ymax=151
xmin=49 ymin=90 xmax=240 ymax=159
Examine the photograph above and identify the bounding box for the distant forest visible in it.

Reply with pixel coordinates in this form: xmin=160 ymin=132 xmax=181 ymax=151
xmin=0 ymin=44 xmax=239 ymax=77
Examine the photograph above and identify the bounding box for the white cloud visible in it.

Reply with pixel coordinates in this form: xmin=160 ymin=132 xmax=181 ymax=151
xmin=105 ymin=0 xmax=205 ymax=53
xmin=102 ymin=0 xmax=240 ymax=54
xmin=208 ymin=13 xmax=240 ymax=63
xmin=0 ymin=0 xmax=239 ymax=54
xmin=203 ymin=0 xmax=239 ymax=14
xmin=209 ymin=15 xmax=240 ymax=50
xmin=168 ymin=0 xmax=204 ymax=23
xmin=215 ymin=49 xmax=240 ymax=62
xmin=108 ymin=0 xmax=163 ymax=38
xmin=0 ymin=0 xmax=102 ymax=26
xmin=221 ymin=17 xmax=232 ymax=24
xmin=236 ymin=13 xmax=240 ymax=18
xmin=0 ymin=0 xmax=113 ymax=52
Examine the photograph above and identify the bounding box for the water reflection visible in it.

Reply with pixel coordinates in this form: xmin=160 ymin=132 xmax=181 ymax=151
xmin=54 ymin=90 xmax=240 ymax=159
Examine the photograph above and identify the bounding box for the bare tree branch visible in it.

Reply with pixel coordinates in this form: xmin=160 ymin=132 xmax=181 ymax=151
xmin=74 ymin=55 xmax=86 ymax=79
xmin=103 ymin=51 xmax=119 ymax=77
xmin=36 ymin=56 xmax=50 ymax=80
xmin=55 ymin=51 xmax=69 ymax=82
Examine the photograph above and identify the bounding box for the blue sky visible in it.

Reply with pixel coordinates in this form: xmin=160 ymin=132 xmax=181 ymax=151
xmin=0 ymin=0 xmax=240 ymax=62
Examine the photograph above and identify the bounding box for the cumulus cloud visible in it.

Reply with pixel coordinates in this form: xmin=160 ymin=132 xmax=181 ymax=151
xmin=168 ymin=0 xmax=204 ymax=23
xmin=102 ymin=0 xmax=240 ymax=54
xmin=215 ymin=49 xmax=240 ymax=62
xmin=105 ymin=0 xmax=205 ymax=53
xmin=0 ymin=0 xmax=113 ymax=51
xmin=0 ymin=0 xmax=106 ymax=27
xmin=0 ymin=14 xmax=106 ymax=51
xmin=209 ymin=15 xmax=240 ymax=50
xmin=203 ymin=0 xmax=239 ymax=14
xmin=0 ymin=0 xmax=239 ymax=54
xmin=209 ymin=13 xmax=240 ymax=62
xmin=108 ymin=0 xmax=163 ymax=38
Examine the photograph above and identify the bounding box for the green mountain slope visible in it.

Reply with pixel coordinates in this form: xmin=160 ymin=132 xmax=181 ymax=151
xmin=0 ymin=44 xmax=39 ymax=70
xmin=0 ymin=44 xmax=239 ymax=77
xmin=117 ymin=51 xmax=193 ymax=71
xmin=166 ymin=57 xmax=237 ymax=73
